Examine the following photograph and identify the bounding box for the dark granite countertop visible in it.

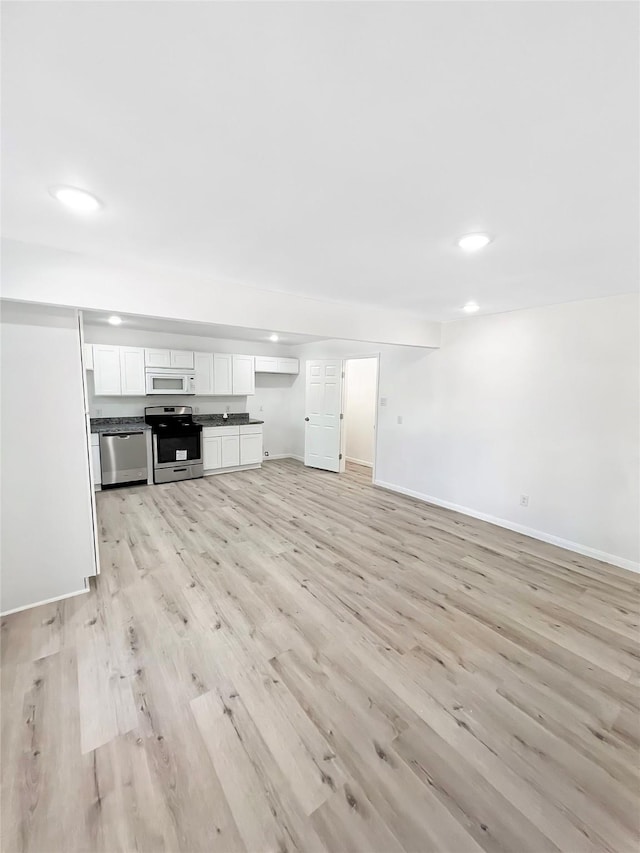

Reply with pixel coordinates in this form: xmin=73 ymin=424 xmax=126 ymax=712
xmin=90 ymin=417 xmax=151 ymax=434
xmin=90 ymin=415 xmax=263 ymax=433
xmin=194 ymin=415 xmax=264 ymax=426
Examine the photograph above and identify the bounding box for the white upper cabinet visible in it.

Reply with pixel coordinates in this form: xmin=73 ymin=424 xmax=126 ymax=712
xmin=92 ymin=344 xmax=257 ymax=396
xmin=170 ymin=350 xmax=194 ymax=369
xmin=119 ymin=347 xmax=146 ymax=396
xmin=94 ymin=345 xmax=145 ymax=396
xmin=277 ymin=358 xmax=299 ymax=374
xmin=213 ymin=354 xmax=233 ymax=395
xmin=255 ymin=356 xmax=299 ymax=375
xmin=93 ymin=345 xmax=122 ymax=395
xmin=144 ymin=348 xmax=194 ymax=369
xmin=255 ymin=356 xmax=278 ymax=373
xmin=194 ymin=352 xmax=214 ymax=395
xmin=83 ymin=343 xmax=94 ymax=371
xmin=232 ymin=355 xmax=255 ymax=395
xmin=144 ymin=348 xmax=171 ymax=368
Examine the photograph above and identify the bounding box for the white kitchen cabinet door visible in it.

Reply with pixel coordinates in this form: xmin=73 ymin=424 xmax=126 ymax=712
xmin=144 ymin=348 xmax=171 ymax=368
xmin=277 ymin=358 xmax=299 ymax=374
xmin=119 ymin=347 xmax=146 ymax=395
xmin=90 ymin=443 xmax=102 ymax=486
xmin=203 ymin=435 xmax=222 ymax=470
xmin=213 ymin=354 xmax=233 ymax=395
xmin=194 ymin=352 xmax=214 ymax=395
xmin=255 ymin=356 xmax=278 ymax=373
xmin=240 ymin=432 xmax=263 ymax=465
xmin=221 ymin=434 xmax=240 ymax=467
xmin=170 ymin=350 xmax=194 ymax=369
xmin=84 ymin=344 xmax=94 ymax=371
xmin=232 ymin=355 xmax=255 ymax=395
xmin=93 ymin=345 xmax=122 ymax=395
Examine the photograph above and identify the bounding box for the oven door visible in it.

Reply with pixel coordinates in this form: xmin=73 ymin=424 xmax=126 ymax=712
xmin=145 ymin=371 xmax=194 ymax=395
xmin=153 ymin=430 xmax=202 ymax=468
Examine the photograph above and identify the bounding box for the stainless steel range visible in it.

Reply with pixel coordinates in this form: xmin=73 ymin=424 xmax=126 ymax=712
xmin=145 ymin=405 xmax=203 ymax=484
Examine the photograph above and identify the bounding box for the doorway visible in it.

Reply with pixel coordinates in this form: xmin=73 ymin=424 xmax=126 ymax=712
xmin=342 ymin=357 xmax=378 ymax=481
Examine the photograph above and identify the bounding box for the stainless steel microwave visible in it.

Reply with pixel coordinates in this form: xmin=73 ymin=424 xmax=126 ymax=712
xmin=145 ymin=368 xmax=196 ymax=395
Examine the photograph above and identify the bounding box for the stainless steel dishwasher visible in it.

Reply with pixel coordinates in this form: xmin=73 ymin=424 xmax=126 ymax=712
xmin=99 ymin=431 xmax=148 ymax=487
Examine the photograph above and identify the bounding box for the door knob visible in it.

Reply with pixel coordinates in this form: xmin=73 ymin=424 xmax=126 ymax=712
xmin=304 ymin=417 xmax=310 ymax=422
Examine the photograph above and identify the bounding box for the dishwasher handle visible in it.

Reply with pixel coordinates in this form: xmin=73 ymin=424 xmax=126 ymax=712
xmin=103 ymin=431 xmax=143 ymax=438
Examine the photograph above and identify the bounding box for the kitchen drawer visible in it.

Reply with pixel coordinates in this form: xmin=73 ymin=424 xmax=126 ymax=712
xmin=239 ymin=424 xmax=262 ymax=435
xmin=202 ymin=425 xmax=240 ymax=437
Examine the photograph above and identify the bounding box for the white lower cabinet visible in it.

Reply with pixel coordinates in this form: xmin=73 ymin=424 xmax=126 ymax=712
xmin=203 ymin=424 xmax=262 ymax=472
xmin=203 ymin=434 xmax=221 ymax=470
xmin=240 ymin=432 xmax=263 ymax=465
xmin=221 ymin=435 xmax=240 ymax=468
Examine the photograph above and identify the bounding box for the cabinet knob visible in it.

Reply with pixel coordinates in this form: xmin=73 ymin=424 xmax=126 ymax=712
xmin=304 ymin=417 xmax=310 ymax=422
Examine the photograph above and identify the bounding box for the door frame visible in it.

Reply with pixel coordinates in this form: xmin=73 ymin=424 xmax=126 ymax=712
xmin=340 ymin=353 xmax=381 ymax=481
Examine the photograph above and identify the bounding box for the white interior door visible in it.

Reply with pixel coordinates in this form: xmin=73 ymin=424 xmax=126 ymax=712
xmin=304 ymin=360 xmax=343 ymax=472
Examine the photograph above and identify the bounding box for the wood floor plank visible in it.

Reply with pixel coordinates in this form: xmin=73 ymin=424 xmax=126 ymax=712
xmin=2 ymin=459 xmax=638 ymax=853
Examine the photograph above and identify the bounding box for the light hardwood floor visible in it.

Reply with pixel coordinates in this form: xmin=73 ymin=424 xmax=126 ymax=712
xmin=2 ymin=459 xmax=639 ymax=853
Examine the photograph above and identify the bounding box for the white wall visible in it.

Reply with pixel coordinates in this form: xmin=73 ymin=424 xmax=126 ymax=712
xmin=1 ymin=302 xmax=96 ymax=614
xmin=84 ymin=325 xmax=299 ymax=459
xmin=292 ymin=295 xmax=640 ymax=570
xmin=344 ymin=358 xmax=378 ymax=467
xmin=3 ymin=239 xmax=441 ymax=348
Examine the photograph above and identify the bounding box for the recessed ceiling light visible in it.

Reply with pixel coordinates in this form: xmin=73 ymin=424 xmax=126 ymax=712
xmin=108 ymin=315 xmax=122 ymax=325
xmin=49 ymin=185 xmax=102 ymax=213
xmin=269 ymin=334 xmax=279 ymax=342
xmin=458 ymin=233 xmax=491 ymax=252
xmin=462 ymin=301 xmax=480 ymax=314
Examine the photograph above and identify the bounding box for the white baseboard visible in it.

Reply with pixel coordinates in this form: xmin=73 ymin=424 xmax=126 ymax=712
xmin=263 ymin=454 xmax=299 ymax=461
xmin=374 ymin=479 xmax=640 ymax=575
xmin=346 ymin=457 xmax=373 ymax=468
xmin=1 ymin=586 xmax=90 ymax=617
xmin=203 ymin=463 xmax=261 ymax=476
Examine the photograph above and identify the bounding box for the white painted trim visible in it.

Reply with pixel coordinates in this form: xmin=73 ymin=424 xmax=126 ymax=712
xmin=342 ymin=354 xmax=380 ymax=482
xmin=346 ymin=456 xmax=373 ymax=468
xmin=374 ymin=479 xmax=640 ymax=575
xmin=1 ymin=586 xmax=89 ymax=617
xmin=263 ymin=454 xmax=296 ymax=461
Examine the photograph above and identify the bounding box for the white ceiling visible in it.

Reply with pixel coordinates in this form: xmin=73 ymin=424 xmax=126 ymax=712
xmin=2 ymin=2 xmax=638 ymax=321
xmin=82 ymin=310 xmax=326 ymax=346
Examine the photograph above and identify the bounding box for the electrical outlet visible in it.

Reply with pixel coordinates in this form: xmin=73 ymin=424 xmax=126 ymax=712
xmin=380 ymin=397 xmax=388 ymax=407
xmin=225 ymin=405 xmax=230 ymax=413
xmin=520 ymin=494 xmax=529 ymax=507
xmin=259 ymin=405 xmax=264 ymax=412
xmin=95 ymin=408 xmax=102 ymax=416
xmin=397 ymin=415 xmax=403 ymax=425
xmin=194 ymin=406 xmax=200 ymax=413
